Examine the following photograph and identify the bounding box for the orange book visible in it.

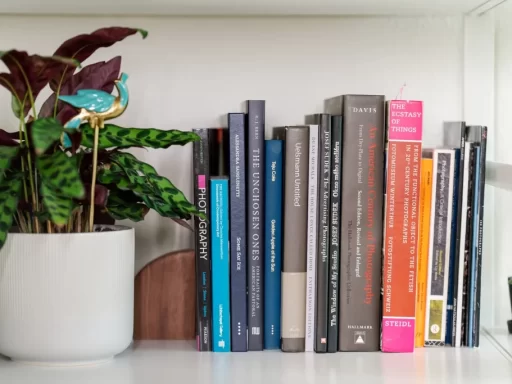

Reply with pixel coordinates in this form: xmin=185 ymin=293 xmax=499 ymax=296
xmin=381 ymin=100 xmax=423 ymax=352
xmin=414 ymin=154 xmax=434 ymax=347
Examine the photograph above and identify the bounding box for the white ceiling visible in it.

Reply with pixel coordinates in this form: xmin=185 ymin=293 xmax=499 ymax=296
xmin=0 ymin=0 xmax=498 ymax=16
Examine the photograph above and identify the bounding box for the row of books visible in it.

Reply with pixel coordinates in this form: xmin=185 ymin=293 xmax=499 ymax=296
xmin=192 ymin=96 xmax=487 ymax=353
xmin=414 ymin=123 xmax=487 ymax=348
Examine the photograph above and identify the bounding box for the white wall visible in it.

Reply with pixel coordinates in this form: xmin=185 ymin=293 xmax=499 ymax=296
xmin=0 ymin=15 xmax=464 ymax=273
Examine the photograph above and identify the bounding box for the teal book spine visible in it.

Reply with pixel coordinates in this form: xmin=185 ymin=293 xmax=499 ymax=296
xmin=211 ymin=177 xmax=231 ymax=352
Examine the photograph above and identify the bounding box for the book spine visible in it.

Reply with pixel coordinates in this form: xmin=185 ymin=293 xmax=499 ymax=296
xmin=461 ymin=146 xmax=476 ymax=346
xmin=228 ymin=113 xmax=247 ymax=352
xmin=415 ymin=155 xmax=434 ymax=347
xmin=211 ymin=177 xmax=231 ymax=352
xmin=473 ymin=127 xmax=487 ymax=348
xmin=453 ymin=143 xmax=472 ymax=346
xmin=381 ymin=100 xmax=423 ymax=353
xmin=328 ymin=116 xmax=342 ymax=352
xmin=247 ymin=100 xmax=265 ymax=350
xmin=450 ymin=122 xmax=467 ymax=347
xmin=281 ymin=126 xmax=309 ymax=352
xmin=446 ymin=148 xmax=461 ymax=345
xmin=315 ymin=115 xmax=331 ymax=353
xmin=339 ymin=95 xmax=386 ymax=351
xmin=192 ymin=128 xmax=212 ymax=352
xmin=424 ymin=150 xmax=455 ymax=346
xmin=264 ymin=140 xmax=284 ymax=350
xmin=305 ymin=125 xmax=319 ymax=352
xmin=468 ymin=146 xmax=481 ymax=347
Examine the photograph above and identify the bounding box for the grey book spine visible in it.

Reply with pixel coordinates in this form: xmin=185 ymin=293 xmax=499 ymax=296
xmin=247 ymin=100 xmax=265 ymax=350
xmin=328 ymin=115 xmax=342 ymax=352
xmin=306 ymin=113 xmax=331 ymax=353
xmin=338 ymin=95 xmax=386 ymax=351
xmin=279 ymin=126 xmax=309 ymax=352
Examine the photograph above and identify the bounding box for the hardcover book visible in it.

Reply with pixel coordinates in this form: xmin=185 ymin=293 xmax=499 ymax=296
xmin=247 ymin=100 xmax=265 ymax=350
xmin=381 ymin=100 xmax=423 ymax=353
xmin=424 ymin=149 xmax=455 ymax=346
xmin=276 ymin=126 xmax=309 ymax=352
xmin=192 ymin=128 xmax=212 ymax=351
xmin=264 ymin=140 xmax=284 ymax=350
xmin=211 ymin=177 xmax=231 ymax=352
xmin=334 ymin=94 xmax=386 ymax=352
xmin=306 ymin=114 xmax=331 ymax=353
xmin=228 ymin=113 xmax=247 ymax=352
xmin=304 ymin=124 xmax=319 ymax=352
xmin=328 ymin=115 xmax=342 ymax=353
xmin=415 ymin=152 xmax=434 ymax=347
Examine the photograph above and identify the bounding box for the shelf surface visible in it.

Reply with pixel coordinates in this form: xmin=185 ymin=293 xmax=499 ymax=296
xmin=0 ymin=334 xmax=511 ymax=384
xmin=0 ymin=0 xmax=490 ymax=16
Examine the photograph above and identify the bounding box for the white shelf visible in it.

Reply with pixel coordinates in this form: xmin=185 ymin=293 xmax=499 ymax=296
xmin=0 ymin=0 xmax=494 ymax=17
xmin=0 ymin=335 xmax=511 ymax=383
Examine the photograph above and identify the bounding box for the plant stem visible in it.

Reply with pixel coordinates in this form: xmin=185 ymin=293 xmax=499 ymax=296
xmin=89 ymin=123 xmax=100 ymax=232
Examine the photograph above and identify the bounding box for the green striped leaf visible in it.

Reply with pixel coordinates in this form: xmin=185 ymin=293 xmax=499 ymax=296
xmin=81 ymin=124 xmax=200 ymax=149
xmin=36 ymin=151 xmax=85 ymax=199
xmin=31 ymin=117 xmax=64 ymax=155
xmin=0 ymin=173 xmax=22 ymax=249
xmin=40 ymin=183 xmax=75 ymax=226
xmin=0 ymin=146 xmax=19 ymax=184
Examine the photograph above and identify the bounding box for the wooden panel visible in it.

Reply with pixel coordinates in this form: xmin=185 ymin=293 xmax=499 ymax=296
xmin=134 ymin=249 xmax=196 ymax=340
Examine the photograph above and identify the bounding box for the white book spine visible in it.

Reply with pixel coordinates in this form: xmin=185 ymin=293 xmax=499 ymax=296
xmin=454 ymin=144 xmax=471 ymax=347
xmin=424 ymin=149 xmax=455 ymax=346
xmin=305 ymin=124 xmax=319 ymax=352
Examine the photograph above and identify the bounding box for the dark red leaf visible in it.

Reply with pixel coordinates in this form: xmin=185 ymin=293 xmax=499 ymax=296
xmin=84 ymin=184 xmax=110 ymax=206
xmin=0 ymin=50 xmax=79 ymax=115
xmin=50 ymin=27 xmax=147 ymax=90
xmin=0 ymin=129 xmax=19 ymax=146
xmin=172 ymin=218 xmax=194 ymax=231
xmin=40 ymin=57 xmax=121 ymax=120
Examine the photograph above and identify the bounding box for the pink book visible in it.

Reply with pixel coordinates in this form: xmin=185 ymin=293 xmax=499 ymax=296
xmin=381 ymin=100 xmax=423 ymax=352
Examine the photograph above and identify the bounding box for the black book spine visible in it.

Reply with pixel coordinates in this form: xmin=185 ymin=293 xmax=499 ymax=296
xmin=306 ymin=114 xmax=331 ymax=353
xmin=328 ymin=115 xmax=342 ymax=352
xmin=472 ymin=126 xmax=487 ymax=347
xmin=192 ymin=128 xmax=212 ymax=351
xmin=229 ymin=113 xmax=248 ymax=352
xmin=461 ymin=144 xmax=476 ymax=346
xmin=247 ymin=100 xmax=265 ymax=350
xmin=450 ymin=122 xmax=466 ymax=346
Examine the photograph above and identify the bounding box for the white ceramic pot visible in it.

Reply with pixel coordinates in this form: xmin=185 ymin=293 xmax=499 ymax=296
xmin=0 ymin=225 xmax=134 ymax=366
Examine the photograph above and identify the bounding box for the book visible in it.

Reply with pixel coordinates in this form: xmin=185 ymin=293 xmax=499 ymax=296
xmin=336 ymin=94 xmax=386 ymax=351
xmin=305 ymin=124 xmax=319 ymax=352
xmin=424 ymin=149 xmax=455 ymax=346
xmin=467 ymin=126 xmax=487 ymax=347
xmin=192 ymin=128 xmax=212 ymax=352
xmin=228 ymin=113 xmax=247 ymax=352
xmin=306 ymin=113 xmax=331 ymax=353
xmin=211 ymin=177 xmax=231 ymax=352
xmin=445 ymin=148 xmax=460 ymax=345
xmin=264 ymin=140 xmax=284 ymax=350
xmin=246 ymin=100 xmax=265 ymax=350
xmin=415 ymin=152 xmax=434 ymax=347
xmin=328 ymin=115 xmax=342 ymax=352
xmin=381 ymin=100 xmax=423 ymax=353
xmin=277 ymin=126 xmax=309 ymax=352
xmin=443 ymin=121 xmax=467 ymax=347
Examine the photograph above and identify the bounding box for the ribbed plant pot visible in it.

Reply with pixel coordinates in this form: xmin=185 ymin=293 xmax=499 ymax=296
xmin=0 ymin=225 xmax=134 ymax=366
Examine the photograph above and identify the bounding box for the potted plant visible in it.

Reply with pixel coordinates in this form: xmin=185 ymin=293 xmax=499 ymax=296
xmin=0 ymin=27 xmax=203 ymax=365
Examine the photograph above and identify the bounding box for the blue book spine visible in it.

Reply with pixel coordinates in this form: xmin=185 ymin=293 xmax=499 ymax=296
xmin=446 ymin=148 xmax=460 ymax=345
xmin=211 ymin=178 xmax=231 ymax=352
xmin=264 ymin=140 xmax=284 ymax=350
xmin=229 ymin=113 xmax=247 ymax=352
xmin=468 ymin=146 xmax=481 ymax=347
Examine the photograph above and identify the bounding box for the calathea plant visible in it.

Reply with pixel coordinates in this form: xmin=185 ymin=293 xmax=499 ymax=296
xmin=0 ymin=27 xmax=203 ymax=249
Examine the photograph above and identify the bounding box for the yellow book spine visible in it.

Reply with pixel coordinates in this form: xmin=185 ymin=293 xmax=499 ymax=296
xmin=415 ymin=158 xmax=433 ymax=347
